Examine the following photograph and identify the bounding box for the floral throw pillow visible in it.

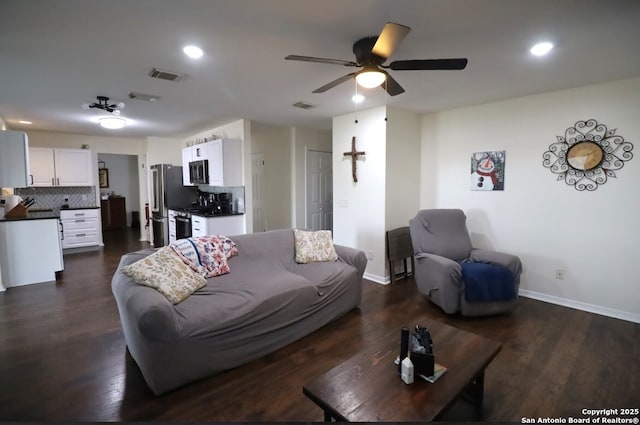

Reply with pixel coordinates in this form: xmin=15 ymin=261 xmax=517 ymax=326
xmin=122 ymin=246 xmax=207 ymax=304
xmin=170 ymin=235 xmax=238 ymax=278
xmin=294 ymin=229 xmax=338 ymax=264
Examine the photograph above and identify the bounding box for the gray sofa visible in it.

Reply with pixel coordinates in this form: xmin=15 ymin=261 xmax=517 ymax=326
xmin=112 ymin=229 xmax=367 ymax=395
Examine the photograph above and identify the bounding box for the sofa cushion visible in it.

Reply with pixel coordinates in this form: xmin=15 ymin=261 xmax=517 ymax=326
xmin=294 ymin=229 xmax=338 ymax=264
xmin=122 ymin=246 xmax=207 ymax=304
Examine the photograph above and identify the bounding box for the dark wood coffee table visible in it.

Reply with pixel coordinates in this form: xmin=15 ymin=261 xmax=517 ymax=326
xmin=303 ymin=318 xmax=501 ymax=422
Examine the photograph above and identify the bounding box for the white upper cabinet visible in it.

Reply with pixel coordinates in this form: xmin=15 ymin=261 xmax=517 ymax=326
xmin=206 ymin=140 xmax=224 ymax=186
xmin=29 ymin=147 xmax=93 ymax=187
xmin=0 ymin=130 xmax=30 ymax=188
xmin=55 ymin=149 xmax=93 ymax=186
xmin=181 ymin=148 xmax=194 ymax=186
xmin=29 ymin=147 xmax=56 ymax=186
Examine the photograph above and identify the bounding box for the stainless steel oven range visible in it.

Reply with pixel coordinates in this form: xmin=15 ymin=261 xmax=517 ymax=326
xmin=174 ymin=210 xmax=192 ymax=240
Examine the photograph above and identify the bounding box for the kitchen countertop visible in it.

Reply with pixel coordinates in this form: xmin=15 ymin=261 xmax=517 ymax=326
xmin=191 ymin=212 xmax=245 ymax=217
xmin=171 ymin=207 xmax=244 ymax=217
xmin=0 ymin=210 xmax=60 ymax=221
xmin=0 ymin=206 xmax=99 ymax=222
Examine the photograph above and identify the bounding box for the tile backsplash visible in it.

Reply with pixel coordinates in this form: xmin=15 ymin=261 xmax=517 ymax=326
xmin=15 ymin=186 xmax=97 ymax=209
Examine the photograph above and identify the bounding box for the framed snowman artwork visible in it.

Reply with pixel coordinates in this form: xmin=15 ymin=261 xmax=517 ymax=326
xmin=470 ymin=150 xmax=505 ymax=191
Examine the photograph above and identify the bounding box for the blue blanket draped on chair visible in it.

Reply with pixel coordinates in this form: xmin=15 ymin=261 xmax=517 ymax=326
xmin=461 ymin=262 xmax=516 ymax=302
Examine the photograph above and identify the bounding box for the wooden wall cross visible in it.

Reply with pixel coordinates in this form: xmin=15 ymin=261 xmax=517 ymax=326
xmin=343 ymin=136 xmax=366 ymax=183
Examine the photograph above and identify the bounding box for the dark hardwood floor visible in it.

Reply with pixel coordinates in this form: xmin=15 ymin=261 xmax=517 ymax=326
xmin=0 ymin=227 xmax=638 ymax=421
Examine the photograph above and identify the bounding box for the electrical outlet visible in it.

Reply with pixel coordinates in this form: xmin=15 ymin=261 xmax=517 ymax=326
xmin=555 ymin=269 xmax=565 ymax=280
xmin=63 ymin=195 xmax=69 ymax=202
xmin=367 ymin=250 xmax=374 ymax=261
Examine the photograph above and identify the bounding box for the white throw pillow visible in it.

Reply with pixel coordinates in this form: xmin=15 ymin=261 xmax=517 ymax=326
xmin=294 ymin=229 xmax=338 ymax=264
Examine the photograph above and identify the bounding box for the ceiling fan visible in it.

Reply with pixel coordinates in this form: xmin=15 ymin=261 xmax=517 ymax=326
xmin=83 ymin=96 xmax=125 ymax=115
xmin=285 ymin=22 xmax=468 ymax=96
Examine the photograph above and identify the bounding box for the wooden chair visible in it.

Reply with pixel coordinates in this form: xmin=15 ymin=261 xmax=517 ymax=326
xmin=386 ymin=226 xmax=415 ymax=283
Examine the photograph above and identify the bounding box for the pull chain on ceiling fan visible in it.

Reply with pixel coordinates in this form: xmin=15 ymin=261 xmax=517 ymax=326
xmin=285 ymin=22 xmax=468 ymax=96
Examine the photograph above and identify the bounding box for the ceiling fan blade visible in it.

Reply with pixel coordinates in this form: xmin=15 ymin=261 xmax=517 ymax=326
xmin=372 ymin=22 xmax=411 ymax=59
xmin=389 ymin=58 xmax=468 ymax=70
xmin=312 ymin=72 xmax=357 ymax=93
xmin=381 ymin=72 xmax=405 ymax=96
xmin=285 ymin=55 xmax=358 ymax=67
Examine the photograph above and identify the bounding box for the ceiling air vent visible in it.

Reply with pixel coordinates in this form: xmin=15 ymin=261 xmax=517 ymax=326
xmin=128 ymin=91 xmax=159 ymax=102
xmin=148 ymin=67 xmax=186 ymax=82
xmin=293 ymin=101 xmax=314 ymax=110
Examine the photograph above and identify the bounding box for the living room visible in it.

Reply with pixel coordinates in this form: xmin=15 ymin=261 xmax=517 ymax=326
xmin=1 ymin=0 xmax=639 ymax=422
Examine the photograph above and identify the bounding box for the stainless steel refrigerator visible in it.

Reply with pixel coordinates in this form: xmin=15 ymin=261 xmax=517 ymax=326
xmin=150 ymin=164 xmax=197 ymax=246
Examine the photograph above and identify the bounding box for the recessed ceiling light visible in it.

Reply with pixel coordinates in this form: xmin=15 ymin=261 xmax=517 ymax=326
xmin=183 ymin=45 xmax=203 ymax=59
xmin=98 ymin=117 xmax=126 ymax=129
xmin=18 ymin=120 xmax=32 ymax=125
xmin=530 ymin=42 xmax=554 ymax=56
xmin=352 ymin=94 xmax=365 ymax=103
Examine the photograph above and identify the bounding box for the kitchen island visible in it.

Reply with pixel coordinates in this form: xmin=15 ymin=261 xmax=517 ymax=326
xmin=0 ymin=210 xmax=64 ymax=291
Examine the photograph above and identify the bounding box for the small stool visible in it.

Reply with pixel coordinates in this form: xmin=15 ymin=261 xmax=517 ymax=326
xmin=386 ymin=227 xmax=415 ymax=283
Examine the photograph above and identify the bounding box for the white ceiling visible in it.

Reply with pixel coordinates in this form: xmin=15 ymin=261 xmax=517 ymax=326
xmin=1 ymin=0 xmax=639 ymax=139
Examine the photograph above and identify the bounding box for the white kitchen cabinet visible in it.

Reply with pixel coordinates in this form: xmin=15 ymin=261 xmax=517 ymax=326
xmin=168 ymin=209 xmax=177 ymax=244
xmin=0 ymin=218 xmax=64 ymax=289
xmin=0 ymin=130 xmax=30 ymax=188
xmin=181 ymin=139 xmax=242 ymax=186
xmin=29 ymin=147 xmax=56 ymax=186
xmin=28 ymin=147 xmax=93 ymax=186
xmin=191 ymin=214 xmax=244 ymax=237
xmin=60 ymin=209 xmax=100 ymax=249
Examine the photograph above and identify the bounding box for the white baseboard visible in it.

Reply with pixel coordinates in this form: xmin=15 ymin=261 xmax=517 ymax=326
xmin=519 ymin=289 xmax=640 ymax=324
xmin=363 ymin=272 xmax=390 ymax=285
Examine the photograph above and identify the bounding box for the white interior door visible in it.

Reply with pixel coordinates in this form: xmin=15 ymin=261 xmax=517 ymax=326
xmin=306 ymin=150 xmax=333 ymax=231
xmin=251 ymin=153 xmax=266 ymax=232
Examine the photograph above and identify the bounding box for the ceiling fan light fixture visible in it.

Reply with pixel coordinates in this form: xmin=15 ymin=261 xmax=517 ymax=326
xmin=98 ymin=117 xmax=126 ymax=129
xmin=355 ymin=69 xmax=386 ymax=88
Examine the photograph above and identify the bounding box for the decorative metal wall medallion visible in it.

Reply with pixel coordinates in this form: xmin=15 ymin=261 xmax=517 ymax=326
xmin=542 ymin=119 xmax=633 ymax=191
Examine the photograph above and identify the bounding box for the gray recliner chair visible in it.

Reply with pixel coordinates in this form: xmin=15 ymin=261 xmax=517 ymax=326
xmin=409 ymin=209 xmax=522 ymax=316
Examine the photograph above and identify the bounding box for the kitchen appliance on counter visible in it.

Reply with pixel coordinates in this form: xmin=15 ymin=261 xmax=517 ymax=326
xmin=217 ymin=192 xmax=233 ymax=214
xmin=195 ymin=191 xmax=235 ymax=216
xmin=150 ymin=164 xmax=197 ymax=246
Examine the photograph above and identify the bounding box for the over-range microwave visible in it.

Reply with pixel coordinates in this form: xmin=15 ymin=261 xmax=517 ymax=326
xmin=189 ymin=159 xmax=209 ymax=185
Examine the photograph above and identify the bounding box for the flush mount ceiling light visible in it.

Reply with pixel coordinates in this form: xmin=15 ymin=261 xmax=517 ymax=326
xmin=355 ymin=67 xmax=387 ymax=88
xmin=183 ymin=45 xmax=203 ymax=59
xmin=83 ymin=96 xmax=125 ymax=115
xmin=530 ymin=41 xmax=554 ymax=56
xmin=98 ymin=117 xmax=126 ymax=129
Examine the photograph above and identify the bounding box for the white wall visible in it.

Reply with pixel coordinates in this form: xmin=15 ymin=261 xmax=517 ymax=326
xmin=291 ymin=127 xmax=332 ymax=229
xmin=251 ymin=122 xmax=292 ymax=230
xmin=146 ymin=137 xmax=182 ymax=166
xmin=420 ymin=76 xmax=640 ymax=322
xmin=333 ymin=106 xmax=387 ymax=280
xmin=385 ymin=107 xmax=421 ymax=230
